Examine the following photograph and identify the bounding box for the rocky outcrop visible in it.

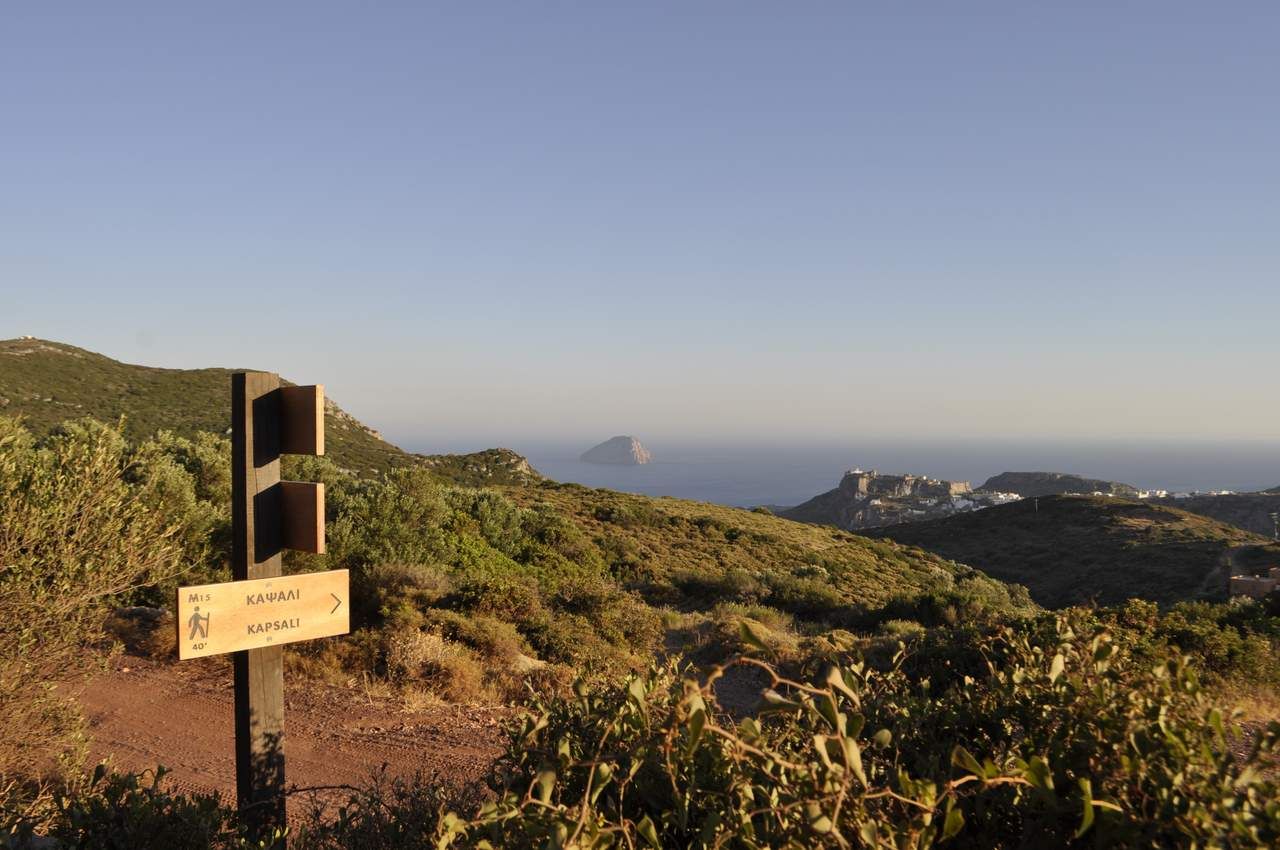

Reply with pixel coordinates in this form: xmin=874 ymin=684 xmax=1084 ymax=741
xmin=418 ymin=448 xmax=540 ymax=486
xmin=978 ymin=471 xmax=1137 ymax=498
xmin=324 ymin=396 xmax=384 ymax=442
xmin=781 ymin=469 xmax=984 ymax=531
xmin=580 ymin=436 xmax=652 ymax=465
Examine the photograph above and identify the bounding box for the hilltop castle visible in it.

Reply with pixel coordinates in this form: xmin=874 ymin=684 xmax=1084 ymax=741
xmin=838 ymin=468 xmax=971 ymax=500
xmin=781 ymin=468 xmax=983 ymax=531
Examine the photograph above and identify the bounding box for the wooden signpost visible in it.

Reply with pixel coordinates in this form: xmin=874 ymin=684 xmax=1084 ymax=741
xmin=176 ymin=569 xmax=349 ymax=660
xmin=175 ymin=372 xmax=348 ymax=843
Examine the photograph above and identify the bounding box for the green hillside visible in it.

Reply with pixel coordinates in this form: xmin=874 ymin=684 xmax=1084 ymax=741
xmin=867 ymin=495 xmax=1280 ymax=607
xmin=510 ymin=481 xmax=1031 ymax=619
xmin=0 ymin=337 xmax=410 ymax=475
xmin=0 ymin=338 xmax=1029 ymax=647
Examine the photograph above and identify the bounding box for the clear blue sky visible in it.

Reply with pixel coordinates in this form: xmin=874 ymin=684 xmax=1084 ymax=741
xmin=3 ymin=2 xmax=1277 ymax=447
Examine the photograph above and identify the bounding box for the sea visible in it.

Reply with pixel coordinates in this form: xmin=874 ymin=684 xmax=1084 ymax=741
xmin=397 ymin=438 xmax=1280 ymax=509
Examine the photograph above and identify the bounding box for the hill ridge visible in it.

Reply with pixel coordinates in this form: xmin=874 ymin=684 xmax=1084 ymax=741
xmin=977 ymin=470 xmax=1138 ymax=497
xmin=2 ymin=337 xmax=428 ymax=476
xmin=867 ymin=494 xmax=1280 ymax=607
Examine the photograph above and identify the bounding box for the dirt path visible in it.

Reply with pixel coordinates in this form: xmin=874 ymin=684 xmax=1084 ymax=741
xmin=72 ymin=654 xmax=507 ymax=815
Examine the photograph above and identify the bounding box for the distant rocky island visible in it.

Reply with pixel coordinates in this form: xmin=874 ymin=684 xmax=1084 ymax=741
xmin=580 ymin=436 xmax=652 ymax=465
xmin=978 ymin=471 xmax=1138 ymax=498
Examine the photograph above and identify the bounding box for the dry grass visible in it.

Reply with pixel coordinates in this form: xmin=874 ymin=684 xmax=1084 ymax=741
xmin=1223 ymin=684 xmax=1280 ymax=724
xmin=385 ymin=628 xmax=490 ymax=704
xmin=661 ymin=605 xmax=802 ymax=665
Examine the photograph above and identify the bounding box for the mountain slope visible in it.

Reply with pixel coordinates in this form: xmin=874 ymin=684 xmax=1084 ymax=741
xmin=1152 ymin=493 xmax=1280 ymax=539
xmin=865 ymin=495 xmax=1280 ymax=607
xmin=514 ymin=481 xmax=1035 ymax=619
xmin=0 ymin=337 xmax=409 ymax=474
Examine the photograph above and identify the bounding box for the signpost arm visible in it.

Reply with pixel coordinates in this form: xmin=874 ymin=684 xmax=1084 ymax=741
xmin=231 ymin=372 xmax=286 ymax=839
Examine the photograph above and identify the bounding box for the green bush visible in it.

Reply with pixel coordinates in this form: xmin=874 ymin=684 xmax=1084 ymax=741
xmin=763 ymin=571 xmax=848 ymax=618
xmin=671 ymin=567 xmax=768 ymax=607
xmin=437 ymin=610 xmax=1280 ymax=849
xmin=129 ymin=429 xmax=232 ymax=599
xmin=447 ymin=489 xmax=527 ymax=559
xmin=39 ymin=766 xmax=240 ymax=849
xmin=0 ymin=418 xmax=186 ymax=792
xmin=351 ymin=562 xmax=451 ymax=625
xmin=24 ymin=607 xmax=1280 ymax=848
xmin=878 ymin=618 xmax=926 ymax=638
xmin=1153 ymin=599 xmax=1280 ymax=688
xmin=591 ymin=500 xmax=664 ymax=529
xmin=293 ymin=771 xmax=481 ymax=850
xmin=326 ymin=468 xmax=454 ymax=571
xmin=523 ymin=504 xmax=602 ymax=568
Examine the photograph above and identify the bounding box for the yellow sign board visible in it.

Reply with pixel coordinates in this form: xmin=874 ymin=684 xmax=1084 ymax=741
xmin=176 ymin=569 xmax=349 ymax=660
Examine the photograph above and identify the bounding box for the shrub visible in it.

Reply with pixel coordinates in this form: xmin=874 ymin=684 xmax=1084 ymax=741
xmin=422 ymin=608 xmax=527 ymax=662
xmin=129 ymin=430 xmax=230 ymax=602
xmin=690 ymin=514 xmax=730 ymax=539
xmin=763 ymin=571 xmax=847 ymax=618
xmin=293 ymin=770 xmax=483 ymax=850
xmin=1154 ymin=599 xmax=1280 ymax=689
xmin=436 ymin=611 xmax=1280 ymax=849
xmin=595 ymin=532 xmax=645 ymax=581
xmin=41 ymin=766 xmax=239 ymax=850
xmin=712 ymin=602 xmax=795 ymax=634
xmin=352 ymin=562 xmax=451 ymax=625
xmin=446 ymin=489 xmax=527 ymax=559
xmin=0 ymin=418 xmax=185 ymax=793
xmin=326 ymin=469 xmax=454 ymax=570
xmin=672 ymin=567 xmax=767 ymax=607
xmin=450 ymin=570 xmax=547 ymax=625
xmin=16 ymin=598 xmax=1280 ymax=849
xmin=879 ymin=618 xmax=926 ymax=638
xmin=523 ymin=504 xmax=601 ymax=567
xmin=591 ymin=500 xmax=664 ymax=529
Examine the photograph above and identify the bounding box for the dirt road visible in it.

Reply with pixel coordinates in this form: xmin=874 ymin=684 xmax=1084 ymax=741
xmin=73 ymin=654 xmax=506 ymax=814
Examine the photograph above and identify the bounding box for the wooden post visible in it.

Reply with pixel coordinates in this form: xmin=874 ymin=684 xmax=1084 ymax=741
xmin=231 ymin=372 xmax=286 ymax=840
xmin=229 ymin=373 xmax=326 ymax=842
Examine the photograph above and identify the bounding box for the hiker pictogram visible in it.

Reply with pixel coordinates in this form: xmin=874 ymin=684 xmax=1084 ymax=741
xmin=188 ymin=606 xmax=210 ymax=640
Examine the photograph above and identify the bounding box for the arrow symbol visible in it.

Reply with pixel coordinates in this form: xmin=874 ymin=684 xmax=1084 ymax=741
xmin=330 ymin=593 xmax=342 ymax=615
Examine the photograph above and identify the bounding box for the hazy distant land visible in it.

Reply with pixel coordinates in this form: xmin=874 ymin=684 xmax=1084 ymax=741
xmin=404 ymin=438 xmax=1280 ymax=509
